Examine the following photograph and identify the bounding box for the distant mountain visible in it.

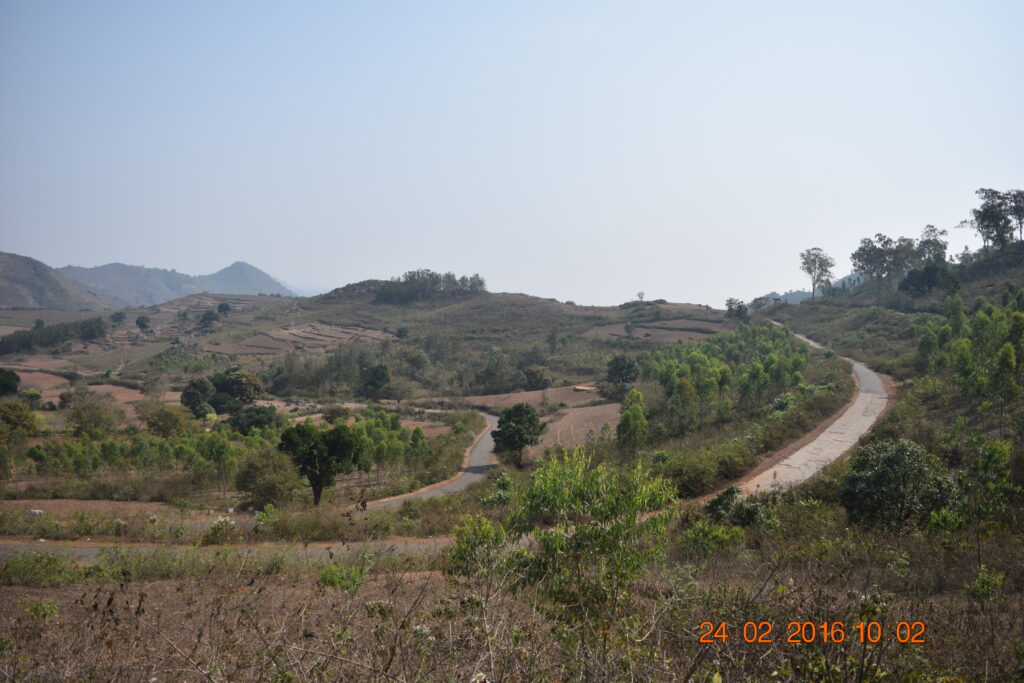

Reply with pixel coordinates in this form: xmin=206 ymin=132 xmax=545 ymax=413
xmin=59 ymin=261 xmax=295 ymax=306
xmin=0 ymin=252 xmax=114 ymax=310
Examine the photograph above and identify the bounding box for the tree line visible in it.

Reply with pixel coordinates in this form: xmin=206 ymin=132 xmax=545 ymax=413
xmin=374 ymin=269 xmax=487 ymax=304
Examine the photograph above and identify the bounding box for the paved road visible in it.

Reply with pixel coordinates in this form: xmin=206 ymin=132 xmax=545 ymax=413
xmin=367 ymin=413 xmax=499 ymax=509
xmin=0 ymin=340 xmax=890 ymax=564
xmin=741 ymin=332 xmax=890 ymax=495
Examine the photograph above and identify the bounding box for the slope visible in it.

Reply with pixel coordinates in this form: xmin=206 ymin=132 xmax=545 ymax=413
xmin=0 ymin=252 xmax=114 ymax=310
xmin=59 ymin=261 xmax=295 ymax=306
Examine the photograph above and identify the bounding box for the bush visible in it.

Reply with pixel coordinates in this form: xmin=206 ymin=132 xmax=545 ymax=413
xmin=0 ymin=551 xmax=80 ymax=587
xmin=318 ymin=563 xmax=367 ymax=593
xmin=839 ymin=439 xmax=957 ymax=528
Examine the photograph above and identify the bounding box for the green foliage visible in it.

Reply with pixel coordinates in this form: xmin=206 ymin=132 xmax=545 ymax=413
xmin=965 ymin=564 xmax=1005 ymax=603
xmin=180 ymin=376 xmax=214 ymax=413
xmin=137 ymin=401 xmax=193 ymax=437
xmin=606 ymin=353 xmax=639 ymax=384
xmin=318 ymin=563 xmax=367 ymax=593
xmin=200 ymin=516 xmax=236 ymax=545
xmin=839 ymin=439 xmax=957 ymax=528
xmin=445 ymin=513 xmax=508 ymax=577
xmin=0 ymin=316 xmax=108 ymax=355
xmin=0 ymin=368 xmax=19 ymax=395
xmin=509 ymin=448 xmax=675 ymax=641
xmin=19 ymin=598 xmax=59 ymax=622
xmin=235 ymin=450 xmax=303 ymax=510
xmin=279 ymin=421 xmax=366 ymax=505
xmin=491 ymin=402 xmax=543 ymax=468
xmin=799 ymin=247 xmax=835 ymax=298
xmin=374 ymin=269 xmax=486 ymax=304
xmin=64 ymin=390 xmax=124 ymax=438
xmin=0 ymin=551 xmax=80 ymax=587
xmin=228 ymin=404 xmax=285 ymax=435
xmin=615 ymin=388 xmax=648 ymax=455
xmin=0 ymin=400 xmax=38 ymax=445
xmin=135 ymin=315 xmax=151 ymax=331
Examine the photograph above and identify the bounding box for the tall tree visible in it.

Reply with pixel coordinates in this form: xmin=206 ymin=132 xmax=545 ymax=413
xmin=1004 ymin=189 xmax=1024 ymax=242
xmin=799 ymin=247 xmax=835 ymax=299
xmin=973 ymin=188 xmax=1013 ymax=249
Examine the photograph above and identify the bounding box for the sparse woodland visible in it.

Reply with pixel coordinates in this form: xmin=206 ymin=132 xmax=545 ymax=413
xmin=0 ymin=193 xmax=1022 ymax=680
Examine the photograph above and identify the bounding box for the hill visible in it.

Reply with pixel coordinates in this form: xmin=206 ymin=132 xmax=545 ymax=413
xmin=0 ymin=252 xmax=114 ymax=310
xmin=58 ymin=260 xmax=295 ymax=306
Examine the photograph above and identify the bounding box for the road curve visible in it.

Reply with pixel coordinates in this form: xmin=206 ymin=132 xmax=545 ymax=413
xmin=367 ymin=413 xmax=499 ymax=509
xmin=0 ymin=334 xmax=892 ymax=563
xmin=741 ymin=330 xmax=890 ymax=495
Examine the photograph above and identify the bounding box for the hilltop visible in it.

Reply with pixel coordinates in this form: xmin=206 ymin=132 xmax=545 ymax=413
xmin=58 ymin=260 xmax=294 ymax=306
xmin=0 ymin=252 xmax=114 ymax=310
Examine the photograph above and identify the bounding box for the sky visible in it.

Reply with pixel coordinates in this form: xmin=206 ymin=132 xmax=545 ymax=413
xmin=1 ymin=1 xmax=1021 ymax=305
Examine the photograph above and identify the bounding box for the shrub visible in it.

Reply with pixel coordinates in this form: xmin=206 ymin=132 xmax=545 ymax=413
xmin=839 ymin=439 xmax=957 ymax=528
xmin=200 ymin=516 xmax=236 ymax=546
xmin=0 ymin=551 xmax=80 ymax=587
xmin=318 ymin=563 xmax=367 ymax=593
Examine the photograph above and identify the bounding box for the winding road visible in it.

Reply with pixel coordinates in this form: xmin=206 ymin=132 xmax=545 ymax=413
xmin=741 ymin=331 xmax=891 ymax=494
xmin=367 ymin=414 xmax=499 ymax=509
xmin=0 ymin=329 xmax=892 ymax=563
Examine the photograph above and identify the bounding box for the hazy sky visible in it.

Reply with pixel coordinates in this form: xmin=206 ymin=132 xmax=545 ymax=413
xmin=2 ymin=2 xmax=1021 ymax=305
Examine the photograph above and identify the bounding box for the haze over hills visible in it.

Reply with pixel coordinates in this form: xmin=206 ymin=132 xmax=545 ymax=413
xmin=0 ymin=251 xmax=113 ymax=310
xmin=58 ymin=260 xmax=295 ymax=306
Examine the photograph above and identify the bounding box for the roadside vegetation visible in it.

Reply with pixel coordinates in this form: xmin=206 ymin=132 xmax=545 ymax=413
xmin=0 ymin=189 xmax=1022 ymax=679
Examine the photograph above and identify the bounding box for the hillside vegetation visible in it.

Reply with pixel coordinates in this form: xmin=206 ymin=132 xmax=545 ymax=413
xmin=0 ymin=252 xmax=112 ymax=310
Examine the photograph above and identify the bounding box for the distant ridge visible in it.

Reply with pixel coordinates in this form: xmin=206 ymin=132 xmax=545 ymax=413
xmin=0 ymin=252 xmax=114 ymax=310
xmin=59 ymin=261 xmax=295 ymax=306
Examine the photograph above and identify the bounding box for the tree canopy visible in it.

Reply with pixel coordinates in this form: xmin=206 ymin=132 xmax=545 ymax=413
xmin=492 ymin=402 xmax=544 ymax=468
xmin=798 ymin=247 xmax=835 ymax=299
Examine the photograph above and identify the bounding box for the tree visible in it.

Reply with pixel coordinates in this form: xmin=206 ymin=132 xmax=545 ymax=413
xmin=135 ymin=315 xmax=151 ymax=332
xmin=65 ymin=391 xmax=124 ymax=438
xmin=235 ymin=449 xmax=303 ymax=510
xmin=0 ymin=369 xmax=19 ymax=396
xmin=279 ymin=421 xmax=364 ymax=505
xmin=136 ymin=401 xmax=192 ymax=437
xmin=200 ymin=309 xmax=220 ymax=327
xmin=799 ymin=247 xmax=835 ymax=299
xmin=606 ymin=354 xmax=639 ymax=385
xmin=616 ymin=389 xmax=648 ymax=456
xmin=110 ymin=312 xmax=126 ymax=325
xmin=1005 ymin=189 xmax=1024 ymax=241
xmin=0 ymin=401 xmax=38 ymax=446
xmin=492 ymin=402 xmax=544 ymax=468
xmin=217 ymin=302 xmax=231 ymax=316
xmin=508 ymin=448 xmax=675 ymax=667
xmin=522 ymin=365 xmax=551 ymax=391
xmin=217 ymin=369 xmax=263 ymax=403
xmin=228 ymin=405 xmax=285 ymax=435
xmin=358 ymin=363 xmax=391 ymax=399
xmin=724 ymin=298 xmax=748 ymax=320
xmin=973 ymin=188 xmax=1013 ymax=249
xmin=839 ymin=439 xmax=956 ymax=528
xmin=180 ymin=377 xmax=215 ymax=416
